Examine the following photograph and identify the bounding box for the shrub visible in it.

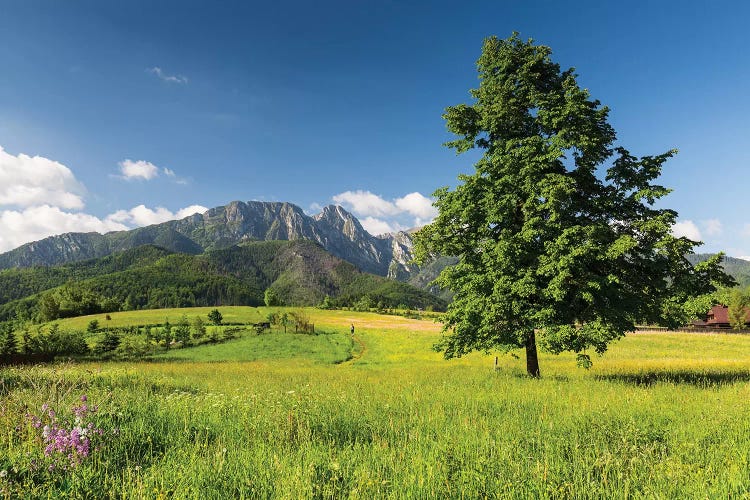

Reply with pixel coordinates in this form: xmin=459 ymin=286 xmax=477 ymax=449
xmin=86 ymin=320 xmax=99 ymax=333
xmin=94 ymin=330 xmax=120 ymax=355
xmin=207 ymin=309 xmax=223 ymax=326
xmin=191 ymin=316 xmax=206 ymax=340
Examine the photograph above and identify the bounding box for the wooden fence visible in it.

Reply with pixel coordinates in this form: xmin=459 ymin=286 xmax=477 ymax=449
xmin=635 ymin=326 xmax=750 ymax=335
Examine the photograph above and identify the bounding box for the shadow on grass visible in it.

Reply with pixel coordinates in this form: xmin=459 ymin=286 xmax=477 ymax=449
xmin=595 ymin=369 xmax=750 ymax=387
xmin=509 ymin=372 xmax=571 ymax=382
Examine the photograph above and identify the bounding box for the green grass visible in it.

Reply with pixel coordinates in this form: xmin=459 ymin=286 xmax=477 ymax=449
xmin=3 ymin=308 xmax=750 ymax=498
xmin=150 ymin=330 xmax=354 ymax=364
xmin=52 ymin=306 xmax=272 ymax=330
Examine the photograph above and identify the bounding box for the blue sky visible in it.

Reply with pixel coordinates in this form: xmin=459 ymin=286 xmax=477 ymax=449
xmin=0 ymin=1 xmax=749 ymax=256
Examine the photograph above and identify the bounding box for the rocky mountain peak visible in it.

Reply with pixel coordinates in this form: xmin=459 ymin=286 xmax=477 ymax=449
xmin=0 ymin=200 xmax=424 ymax=281
xmin=313 ymin=205 xmax=368 ymax=241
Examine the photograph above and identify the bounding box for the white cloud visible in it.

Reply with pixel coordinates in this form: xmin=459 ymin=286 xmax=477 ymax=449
xmin=0 ymin=146 xmax=85 ymax=209
xmin=359 ymin=217 xmax=401 ymax=236
xmin=330 ymin=189 xmax=436 ymax=236
xmin=394 ymin=192 xmax=438 ymax=220
xmin=672 ymin=220 xmax=702 ymax=241
xmin=332 ymin=190 xmax=400 ymax=217
xmin=307 ymin=202 xmax=324 ymax=215
xmin=175 ymin=205 xmax=208 ymax=218
xmin=702 ymin=218 xmax=722 ymax=236
xmin=0 ymin=145 xmax=207 ymax=252
xmin=0 ymin=202 xmax=209 ymax=252
xmin=0 ymin=205 xmax=128 ymax=252
xmin=118 ymin=159 xmax=160 ymax=180
xmin=148 ymin=67 xmax=188 ymax=84
xmin=162 ymin=166 xmax=190 ymax=185
xmin=107 ymin=204 xmax=208 ymax=227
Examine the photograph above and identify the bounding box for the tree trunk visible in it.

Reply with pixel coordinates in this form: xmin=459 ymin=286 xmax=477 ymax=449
xmin=525 ymin=330 xmax=540 ymax=378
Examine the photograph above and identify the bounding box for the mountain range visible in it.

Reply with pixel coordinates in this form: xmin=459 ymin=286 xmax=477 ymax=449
xmin=0 ymin=201 xmax=422 ymax=280
xmin=0 ymin=201 xmax=454 ymax=322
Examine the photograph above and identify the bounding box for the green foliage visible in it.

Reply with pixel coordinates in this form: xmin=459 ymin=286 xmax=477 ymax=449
xmin=191 ymin=316 xmax=206 ymax=340
xmin=87 ymin=319 xmax=99 ymax=333
xmin=319 ymin=295 xmax=334 ymax=309
xmin=38 ymin=284 xmax=109 ymax=322
xmin=0 ymin=245 xmax=173 ymax=305
xmin=0 ymin=323 xmax=18 ymax=355
xmin=207 ymin=309 xmax=223 ymax=326
xmin=688 ymin=254 xmax=750 ymax=288
xmin=94 ymin=330 xmax=121 ymax=355
xmin=222 ymin=327 xmax=239 ymax=340
xmin=353 ymin=295 xmax=373 ymax=312
xmin=415 ymin=34 xmax=733 ymax=377
xmin=266 ymin=311 xmax=279 ymax=325
xmin=115 ymin=335 xmax=151 ymax=358
xmin=163 ymin=320 xmax=173 ymax=348
xmin=20 ymin=323 xmax=89 ymax=356
xmin=280 ymin=312 xmax=289 ymax=333
xmin=264 ymin=288 xmax=282 ymax=307
xmin=727 ymin=288 xmax=749 ymax=330
xmin=174 ymin=315 xmax=191 ymax=345
xmin=0 ymin=241 xmax=445 ymax=323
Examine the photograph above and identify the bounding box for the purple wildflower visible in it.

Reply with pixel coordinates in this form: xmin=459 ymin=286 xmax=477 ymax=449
xmin=28 ymin=397 xmax=106 ymax=470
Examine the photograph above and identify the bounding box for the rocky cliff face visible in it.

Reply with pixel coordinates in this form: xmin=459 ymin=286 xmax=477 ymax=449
xmin=312 ymin=205 xmax=393 ymax=275
xmin=384 ymin=231 xmax=417 ymax=280
xmin=0 ymin=200 xmax=419 ymax=279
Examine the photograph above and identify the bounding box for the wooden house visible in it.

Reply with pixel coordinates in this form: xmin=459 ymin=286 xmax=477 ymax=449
xmin=693 ymin=305 xmax=750 ymax=328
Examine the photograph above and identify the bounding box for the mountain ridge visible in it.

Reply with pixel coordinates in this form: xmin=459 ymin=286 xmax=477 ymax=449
xmin=0 ymin=201 xmax=421 ymax=279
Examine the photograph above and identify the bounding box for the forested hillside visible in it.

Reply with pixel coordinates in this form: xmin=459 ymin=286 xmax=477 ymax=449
xmin=0 ymin=241 xmax=446 ymax=322
xmin=688 ymin=254 xmax=750 ymax=288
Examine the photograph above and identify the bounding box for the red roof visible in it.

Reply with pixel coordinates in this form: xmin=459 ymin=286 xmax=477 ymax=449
xmin=704 ymin=305 xmax=750 ymax=326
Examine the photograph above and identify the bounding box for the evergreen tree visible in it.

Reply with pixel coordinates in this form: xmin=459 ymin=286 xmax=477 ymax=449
xmin=163 ymin=320 xmax=173 ymax=349
xmin=87 ymin=319 xmax=99 ymax=333
xmin=0 ymin=324 xmax=18 ymax=355
xmin=207 ymin=309 xmax=223 ymax=326
xmin=94 ymin=330 xmax=121 ymax=355
xmin=174 ymin=315 xmax=191 ymax=345
xmin=191 ymin=316 xmax=206 ymax=340
xmin=21 ymin=328 xmax=35 ymax=354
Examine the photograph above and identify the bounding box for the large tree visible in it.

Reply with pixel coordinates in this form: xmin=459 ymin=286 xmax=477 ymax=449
xmin=415 ymin=34 xmax=732 ymax=377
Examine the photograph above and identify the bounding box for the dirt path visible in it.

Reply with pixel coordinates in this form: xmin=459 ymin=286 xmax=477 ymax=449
xmin=340 ymin=334 xmax=366 ymax=365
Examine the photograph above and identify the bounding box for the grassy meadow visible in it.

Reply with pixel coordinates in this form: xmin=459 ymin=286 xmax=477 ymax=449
xmin=2 ymin=307 xmax=750 ymax=498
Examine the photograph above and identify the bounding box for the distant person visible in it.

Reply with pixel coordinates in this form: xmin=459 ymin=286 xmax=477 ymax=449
xmin=350 ymin=324 xmax=355 ymax=336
